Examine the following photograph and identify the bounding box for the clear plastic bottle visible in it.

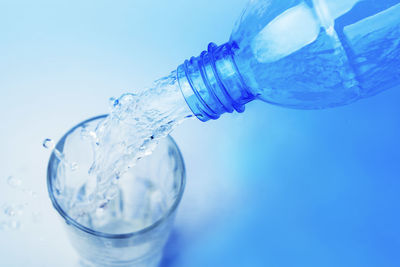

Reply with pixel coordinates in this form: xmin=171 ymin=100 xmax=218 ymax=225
xmin=177 ymin=0 xmax=400 ymax=121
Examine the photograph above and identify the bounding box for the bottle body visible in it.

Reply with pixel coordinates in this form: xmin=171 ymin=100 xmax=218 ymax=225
xmin=232 ymin=0 xmax=400 ymax=109
xmin=178 ymin=0 xmax=400 ymax=121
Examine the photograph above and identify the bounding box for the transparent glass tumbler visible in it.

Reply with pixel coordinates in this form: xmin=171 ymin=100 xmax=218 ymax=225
xmin=47 ymin=115 xmax=186 ymax=267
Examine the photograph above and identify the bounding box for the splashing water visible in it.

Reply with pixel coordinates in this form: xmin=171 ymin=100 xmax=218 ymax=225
xmin=48 ymin=71 xmax=193 ymax=220
xmin=43 ymin=137 xmax=80 ymax=173
xmin=86 ymin=72 xmax=192 ymax=208
xmin=1 ymin=173 xmax=43 ymax=232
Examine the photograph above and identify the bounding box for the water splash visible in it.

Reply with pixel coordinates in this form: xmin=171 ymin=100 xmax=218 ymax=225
xmin=43 ymin=138 xmax=82 ymax=172
xmin=59 ymin=71 xmax=193 ymax=218
xmin=70 ymin=162 xmax=79 ymax=172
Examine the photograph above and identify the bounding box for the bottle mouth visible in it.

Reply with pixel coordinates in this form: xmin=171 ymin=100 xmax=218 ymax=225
xmin=177 ymin=42 xmax=254 ymax=122
xmin=46 ymin=115 xmax=186 ymax=239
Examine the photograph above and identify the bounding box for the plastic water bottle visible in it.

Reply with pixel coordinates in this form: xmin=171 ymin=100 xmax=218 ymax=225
xmin=177 ymin=0 xmax=400 ymax=121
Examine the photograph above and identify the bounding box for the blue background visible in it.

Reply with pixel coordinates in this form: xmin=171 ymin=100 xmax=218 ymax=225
xmin=1 ymin=0 xmax=399 ymax=266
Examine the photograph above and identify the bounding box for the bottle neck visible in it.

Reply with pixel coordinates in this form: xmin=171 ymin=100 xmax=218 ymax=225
xmin=177 ymin=42 xmax=255 ymax=122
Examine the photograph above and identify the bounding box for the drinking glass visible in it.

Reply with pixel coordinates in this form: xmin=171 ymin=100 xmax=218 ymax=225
xmin=47 ymin=115 xmax=186 ymax=267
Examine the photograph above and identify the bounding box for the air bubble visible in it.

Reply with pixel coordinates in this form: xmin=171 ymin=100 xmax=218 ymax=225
xmin=118 ymin=93 xmax=136 ymax=105
xmin=42 ymin=138 xmax=55 ymax=150
xmin=70 ymin=162 xmax=79 ymax=171
xmin=105 ymin=185 xmax=119 ymax=201
xmin=81 ymin=128 xmax=99 ymax=144
xmin=95 ymin=207 xmax=105 ymax=217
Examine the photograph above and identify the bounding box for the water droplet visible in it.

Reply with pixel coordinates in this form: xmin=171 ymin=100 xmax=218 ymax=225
xmin=109 ymin=97 xmax=117 ymax=108
xmin=7 ymin=176 xmax=22 ymax=188
xmin=9 ymin=220 xmax=21 ymax=230
xmin=4 ymin=205 xmax=16 ymax=217
xmin=42 ymin=138 xmax=55 ymax=150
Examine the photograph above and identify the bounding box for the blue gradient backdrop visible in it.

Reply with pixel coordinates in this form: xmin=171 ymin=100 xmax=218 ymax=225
xmin=1 ymin=0 xmax=399 ymax=266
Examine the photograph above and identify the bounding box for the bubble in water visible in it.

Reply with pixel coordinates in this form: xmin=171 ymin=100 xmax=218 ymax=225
xmin=118 ymin=93 xmax=136 ymax=105
xmin=7 ymin=176 xmax=22 ymax=188
xmin=80 ymin=128 xmax=99 ymax=144
xmin=105 ymin=185 xmax=119 ymax=201
xmin=42 ymin=138 xmax=55 ymax=150
xmin=70 ymin=162 xmax=79 ymax=171
xmin=95 ymin=207 xmax=105 ymax=217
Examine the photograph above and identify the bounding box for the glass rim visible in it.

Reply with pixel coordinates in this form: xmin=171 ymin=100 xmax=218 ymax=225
xmin=47 ymin=115 xmax=186 ymax=239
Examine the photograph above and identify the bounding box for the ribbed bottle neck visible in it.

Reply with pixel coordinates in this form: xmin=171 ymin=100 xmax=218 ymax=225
xmin=177 ymin=42 xmax=255 ymax=122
